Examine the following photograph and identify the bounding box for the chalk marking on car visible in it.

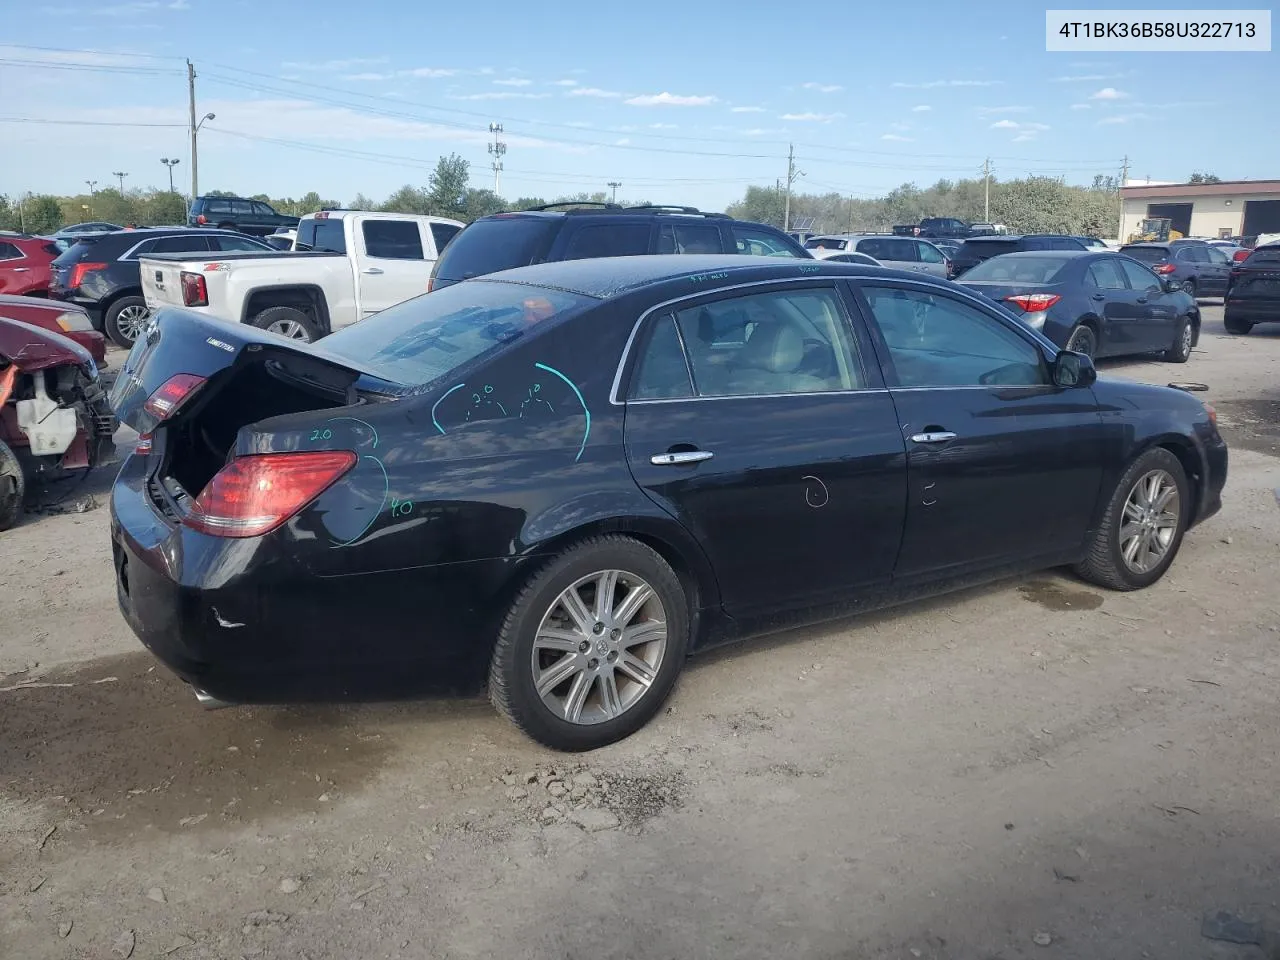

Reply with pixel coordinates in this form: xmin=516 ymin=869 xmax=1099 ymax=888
xmin=803 ymin=475 xmax=829 ymax=509
xmin=431 ymin=383 xmax=468 ymax=435
xmin=324 ymin=416 xmax=380 ymax=448
xmin=212 ymin=608 xmax=245 ymax=628
xmin=332 ymin=455 xmax=389 ymax=548
xmin=534 ymin=362 xmax=590 ymax=462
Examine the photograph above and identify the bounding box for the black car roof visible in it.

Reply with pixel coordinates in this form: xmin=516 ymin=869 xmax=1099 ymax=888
xmin=994 ymin=250 xmax=1093 ymax=259
xmin=465 ymin=254 xmax=920 ymax=300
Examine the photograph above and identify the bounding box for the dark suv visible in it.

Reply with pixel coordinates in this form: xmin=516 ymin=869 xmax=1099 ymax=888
xmin=428 ymin=203 xmax=809 ymax=290
xmin=949 ymin=235 xmax=1088 ymax=278
xmin=188 ymin=196 xmax=300 ymax=236
xmin=50 ymin=228 xmax=272 ymax=347
xmin=1118 ymin=239 xmax=1232 ymax=301
xmin=918 ymin=217 xmax=971 ymax=239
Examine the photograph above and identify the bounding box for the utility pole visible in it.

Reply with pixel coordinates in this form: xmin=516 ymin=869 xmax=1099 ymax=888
xmin=113 ymin=171 xmax=128 ymax=195
xmin=607 ymin=181 xmax=621 ymax=204
xmin=783 ymin=143 xmax=803 ymax=232
xmin=848 ymin=194 xmax=854 ymax=233
xmin=982 ymin=157 xmax=992 ymax=222
xmin=1118 ymin=155 xmax=1130 ymax=241
xmin=84 ymin=180 xmax=97 ymax=219
xmin=488 ymin=122 xmax=506 ymax=195
xmin=188 ymin=59 xmax=198 ymax=199
xmin=161 ymin=157 xmax=180 ymax=193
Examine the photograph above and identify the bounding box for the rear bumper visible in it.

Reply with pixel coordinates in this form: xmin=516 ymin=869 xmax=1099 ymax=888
xmin=109 ymin=455 xmax=510 ymax=702
xmin=1224 ymin=299 xmax=1280 ymax=323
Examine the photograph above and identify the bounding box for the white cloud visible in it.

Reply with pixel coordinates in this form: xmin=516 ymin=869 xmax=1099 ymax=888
xmin=448 ymin=91 xmax=550 ymax=100
xmin=343 ymin=72 xmax=393 ymax=81
xmin=991 ymin=120 xmax=1050 ymax=131
xmin=1012 ymin=134 xmax=1036 ymax=142
xmin=1098 ymin=113 xmax=1149 ymax=125
xmin=730 ymin=105 xmax=766 ymax=113
xmin=1090 ymin=87 xmax=1129 ymax=100
xmin=649 ymin=122 xmax=678 ymax=129
xmin=990 ymin=119 xmax=1020 ymax=129
xmin=568 ymin=87 xmax=622 ymax=99
xmin=1052 ymin=73 xmax=1123 ymax=82
xmin=401 ymin=67 xmax=458 ymax=79
xmin=284 ymin=57 xmax=388 ymax=72
xmin=168 ymin=0 xmax=189 ymax=9
xmin=780 ymin=111 xmax=844 ymax=122
xmin=625 ymin=91 xmax=718 ymax=107
xmin=549 ymin=79 xmax=578 ymax=87
xmin=911 ymin=104 xmax=932 ymax=112
xmin=614 ymin=138 xmax=631 ymax=146
xmin=1070 ymin=103 xmax=1091 ymax=110
xmin=880 ymin=133 xmax=913 ymax=141
xmin=891 ymin=79 xmax=1001 ymax=89
xmin=802 ymin=82 xmax=843 ymax=93
xmin=977 ymin=105 xmax=1030 ymax=115
xmin=493 ymin=78 xmax=532 ymax=87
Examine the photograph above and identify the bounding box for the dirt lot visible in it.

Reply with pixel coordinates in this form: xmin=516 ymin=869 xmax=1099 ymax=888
xmin=2 ymin=306 xmax=1279 ymax=960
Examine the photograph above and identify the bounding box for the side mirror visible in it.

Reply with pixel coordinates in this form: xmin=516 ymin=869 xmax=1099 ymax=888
xmin=1163 ymin=277 xmax=1182 ymax=293
xmin=1053 ymin=350 xmax=1096 ymax=388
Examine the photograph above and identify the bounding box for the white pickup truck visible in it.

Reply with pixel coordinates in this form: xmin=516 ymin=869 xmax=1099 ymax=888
xmin=139 ymin=210 xmax=465 ymax=341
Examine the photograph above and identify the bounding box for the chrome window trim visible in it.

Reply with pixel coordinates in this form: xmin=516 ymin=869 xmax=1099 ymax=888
xmin=628 ymin=387 xmax=890 ymax=406
xmin=0 ymin=244 xmax=27 ymax=263
xmin=609 ymin=273 xmax=1058 ymax=405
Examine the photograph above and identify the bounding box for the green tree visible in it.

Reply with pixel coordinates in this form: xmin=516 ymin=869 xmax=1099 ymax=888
xmin=462 ymin=188 xmax=508 ymax=220
xmin=724 ymin=184 xmax=787 ymax=228
xmin=380 ymin=184 xmax=429 ymax=215
xmin=427 ymin=153 xmax=470 ymax=217
xmin=1188 ymin=171 xmax=1222 ymax=184
xmin=349 ymin=193 xmax=378 ymax=211
xmin=24 ymin=195 xmax=66 ymax=233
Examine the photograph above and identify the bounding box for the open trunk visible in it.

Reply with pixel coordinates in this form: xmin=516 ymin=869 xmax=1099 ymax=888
xmin=110 ymin=309 xmax=402 ymax=507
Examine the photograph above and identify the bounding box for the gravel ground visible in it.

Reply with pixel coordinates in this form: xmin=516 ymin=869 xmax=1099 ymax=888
xmin=2 ymin=305 xmax=1278 ymax=960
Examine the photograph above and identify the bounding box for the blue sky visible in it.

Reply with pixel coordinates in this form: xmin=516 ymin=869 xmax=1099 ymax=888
xmin=1 ymin=0 xmax=1274 ymax=209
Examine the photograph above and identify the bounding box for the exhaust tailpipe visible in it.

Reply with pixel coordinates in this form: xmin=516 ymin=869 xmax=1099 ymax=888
xmin=192 ymin=687 xmax=233 ymax=710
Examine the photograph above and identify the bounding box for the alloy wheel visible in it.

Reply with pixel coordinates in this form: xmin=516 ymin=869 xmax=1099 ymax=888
xmin=1119 ymin=469 xmax=1180 ymax=574
xmin=115 ymin=303 xmax=151 ymax=344
xmin=1178 ymin=322 xmax=1193 ymax=359
xmin=531 ymin=569 xmax=667 ymax=725
xmin=266 ymin=318 xmax=312 ymax=341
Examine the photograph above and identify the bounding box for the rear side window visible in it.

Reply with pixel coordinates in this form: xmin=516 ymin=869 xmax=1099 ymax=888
xmin=959 ymin=239 xmax=1018 ymax=259
xmin=0 ymin=242 xmax=22 ymax=260
xmin=231 ymin=200 xmax=254 ymax=216
xmin=805 ymin=238 xmax=847 ymax=251
xmin=362 ymin=220 xmax=425 ymax=260
xmin=430 ymin=222 xmax=461 ymax=253
xmin=206 ymin=199 xmax=231 ymax=215
xmin=655 ymin=222 xmax=722 ymax=255
xmin=562 ymin=223 xmax=651 ymax=260
xmin=251 ymin=202 xmax=274 ymax=216
xmin=321 ymin=279 xmax=594 ymax=386
xmin=53 ymin=239 xmax=103 ymax=266
xmin=1050 ymin=237 xmax=1083 ymax=251
xmin=631 ymin=315 xmax=694 ymax=400
xmin=433 ymin=217 xmax=557 ymax=280
xmin=42 ymin=242 xmax=61 ymax=257
xmin=211 ymin=235 xmax=270 ymax=252
xmin=148 ymin=235 xmax=214 ymax=255
xmin=1120 ymin=246 xmax=1167 ymax=264
xmin=299 ymin=218 xmax=347 ymax=254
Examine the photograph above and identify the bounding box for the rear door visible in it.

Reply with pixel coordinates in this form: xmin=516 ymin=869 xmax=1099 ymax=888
xmin=914 ymin=240 xmax=948 ymax=277
xmin=851 ymin=280 xmax=1105 ymax=579
xmin=1202 ymin=244 xmax=1233 ymax=295
xmin=0 ymin=241 xmax=27 ymax=294
xmin=353 ymin=216 xmax=433 ymax=317
xmin=622 ymin=281 xmax=906 ymax=616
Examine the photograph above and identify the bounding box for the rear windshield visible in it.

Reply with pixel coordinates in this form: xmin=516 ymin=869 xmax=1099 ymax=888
xmin=1245 ymin=245 xmax=1280 ymax=263
xmin=298 ymin=218 xmax=347 ymax=254
xmin=1120 ymin=246 xmax=1167 ymax=263
xmin=958 ymin=239 xmax=1018 ymax=258
xmin=321 ymin=280 xmax=594 ymax=386
xmin=53 ymin=238 xmax=106 ymax=265
xmin=961 ymin=255 xmax=1068 ymax=283
xmin=805 ymin=238 xmax=847 ymax=251
xmin=432 ymin=217 xmax=558 ymax=281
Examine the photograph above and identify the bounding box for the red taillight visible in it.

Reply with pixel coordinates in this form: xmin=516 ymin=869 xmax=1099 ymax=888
xmin=1153 ymin=263 xmax=1176 ymax=275
xmin=1233 ymin=249 xmax=1250 ymax=262
xmin=180 ymin=271 xmax=208 ymax=306
xmin=69 ymin=262 xmax=107 ymax=288
xmin=186 ymin=451 xmax=357 ymax=538
xmin=134 ymin=433 xmax=153 ymax=455
xmin=196 ymin=214 xmax=207 ymax=224
xmin=1003 ymin=293 xmax=1062 ymax=312
xmin=143 ymin=374 xmax=206 ymax=420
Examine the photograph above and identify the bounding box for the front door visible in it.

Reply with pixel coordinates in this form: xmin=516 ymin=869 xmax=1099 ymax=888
xmin=1117 ymin=258 xmax=1174 ymax=351
xmin=1202 ymin=245 xmax=1233 ymax=295
xmin=852 ymin=281 xmax=1105 ymax=581
xmin=354 ymin=217 xmax=432 ymax=317
xmin=914 ymin=240 xmax=949 ymax=278
xmin=622 ymin=282 xmax=907 ymax=617
xmin=1085 ymin=256 xmax=1144 ymax=356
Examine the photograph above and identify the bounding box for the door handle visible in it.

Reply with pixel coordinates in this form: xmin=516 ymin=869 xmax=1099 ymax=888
xmin=909 ymin=431 xmax=957 ymax=444
xmin=1090 ymin=293 xmax=1105 ymax=301
xmin=650 ymin=450 xmax=714 ymax=466
xmin=362 ymin=267 xmax=384 ymax=275
xmin=1136 ymin=297 xmax=1148 ymax=303
xmin=11 ymin=268 xmax=28 ymax=273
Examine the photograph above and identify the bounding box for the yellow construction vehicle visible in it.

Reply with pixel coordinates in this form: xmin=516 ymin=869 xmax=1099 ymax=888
xmin=1127 ymin=217 xmax=1184 ymax=243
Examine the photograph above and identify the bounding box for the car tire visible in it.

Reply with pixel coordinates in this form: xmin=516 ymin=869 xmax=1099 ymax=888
xmin=1182 ymin=279 xmax=1196 ymax=301
xmin=249 ymin=306 xmax=321 ymax=342
xmin=0 ymin=438 xmax=25 ymax=532
xmin=1074 ymin=447 xmax=1189 ymax=592
xmin=489 ymin=535 xmax=689 ymax=751
xmin=1162 ymin=316 xmax=1193 ymax=363
xmin=1065 ymin=323 xmax=1097 ymax=358
xmin=1224 ymin=312 xmax=1253 ymax=335
xmin=104 ymin=295 xmax=151 ymax=349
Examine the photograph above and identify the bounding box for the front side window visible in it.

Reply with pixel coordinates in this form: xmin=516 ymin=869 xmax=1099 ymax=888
xmin=251 ymin=202 xmax=275 ymax=217
xmin=879 ymin=238 xmax=919 ymax=262
xmin=362 ymin=220 xmax=425 ymax=260
xmin=1118 ymin=258 xmax=1159 ymax=291
xmin=561 ymin=223 xmax=651 ymax=260
xmin=231 ymin=200 xmax=254 ymax=216
xmin=656 ymin=287 xmax=863 ymax=398
xmin=1206 ymin=246 xmax=1230 ymax=264
xmin=861 ymin=285 xmax=1047 ymax=388
xmin=916 ymin=241 xmax=944 ymax=264
xmin=735 ymin=226 xmax=802 ymax=257
xmin=805 ymin=237 xmax=847 ymax=251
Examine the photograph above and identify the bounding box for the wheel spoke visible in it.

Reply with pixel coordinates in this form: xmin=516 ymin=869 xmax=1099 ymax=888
xmin=1121 ymin=529 xmax=1144 ymax=565
xmin=593 ymin=570 xmax=620 ymax=623
xmin=534 ymin=627 xmax=582 ymax=654
xmin=1123 ymin=499 xmax=1144 ymax=522
xmin=1119 ymin=521 xmax=1144 ymax=545
xmin=535 ymin=653 xmax=582 ymax=697
xmin=616 ymin=652 xmax=657 ymax=688
xmin=562 ymin=672 xmax=593 ymax=722
xmin=558 ymin=586 xmax=595 ymax=634
xmin=598 ymin=670 xmax=622 ymax=719
xmin=612 ymin=582 xmax=653 ymax=627
xmin=1153 ymin=485 xmax=1177 ymax=512
xmin=620 ymin=619 xmax=666 ymax=649
xmin=1155 ymin=510 xmax=1179 ymax=530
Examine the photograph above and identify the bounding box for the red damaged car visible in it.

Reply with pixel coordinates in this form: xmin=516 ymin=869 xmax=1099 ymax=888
xmin=0 ymin=294 xmax=107 ymax=365
xmin=0 ymin=233 xmax=61 ymax=296
xmin=0 ymin=316 xmax=117 ymax=530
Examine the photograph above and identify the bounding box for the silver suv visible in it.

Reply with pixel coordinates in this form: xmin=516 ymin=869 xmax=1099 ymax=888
xmin=804 ymin=234 xmax=949 ymax=277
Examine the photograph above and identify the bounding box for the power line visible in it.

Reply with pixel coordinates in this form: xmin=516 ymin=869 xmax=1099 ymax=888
xmin=0 ymin=117 xmax=187 ymax=127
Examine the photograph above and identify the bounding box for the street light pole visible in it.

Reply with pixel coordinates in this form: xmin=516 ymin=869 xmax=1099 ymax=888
xmin=161 ymin=158 xmax=180 ymax=193
xmin=84 ymin=180 xmax=97 ymax=220
xmin=113 ymin=171 xmax=128 ymax=195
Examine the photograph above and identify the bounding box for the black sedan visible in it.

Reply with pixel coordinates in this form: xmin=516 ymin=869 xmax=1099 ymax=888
xmin=108 ymin=256 xmax=1227 ymax=750
xmin=957 ymin=250 xmax=1199 ymax=361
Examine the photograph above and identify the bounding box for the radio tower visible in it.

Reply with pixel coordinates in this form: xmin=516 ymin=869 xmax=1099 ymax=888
xmin=488 ymin=123 xmax=506 ymax=195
